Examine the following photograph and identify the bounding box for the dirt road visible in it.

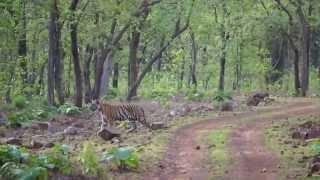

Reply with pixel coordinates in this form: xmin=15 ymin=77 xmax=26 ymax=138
xmin=143 ymin=100 xmax=320 ymax=180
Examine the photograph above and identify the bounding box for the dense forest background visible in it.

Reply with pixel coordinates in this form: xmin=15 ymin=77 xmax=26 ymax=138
xmin=1 ymin=0 xmax=320 ymax=107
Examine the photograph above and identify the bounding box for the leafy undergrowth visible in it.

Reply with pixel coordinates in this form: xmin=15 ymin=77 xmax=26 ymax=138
xmin=207 ymin=126 xmax=232 ymax=178
xmin=0 ymin=143 xmax=71 ymax=180
xmin=265 ymin=115 xmax=320 ymax=179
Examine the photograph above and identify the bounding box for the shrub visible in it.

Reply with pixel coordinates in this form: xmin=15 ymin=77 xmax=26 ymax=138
xmin=13 ymin=95 xmax=27 ymax=109
xmin=79 ymin=141 xmax=100 ymax=176
xmin=212 ymin=91 xmax=232 ymax=102
xmin=0 ymin=145 xmax=48 ymax=180
xmin=58 ymin=103 xmax=80 ymax=116
xmin=101 ymin=147 xmax=139 ymax=170
xmin=42 ymin=144 xmax=72 ymax=174
xmin=7 ymin=111 xmax=34 ymax=127
xmin=102 ymin=88 xmax=118 ymax=100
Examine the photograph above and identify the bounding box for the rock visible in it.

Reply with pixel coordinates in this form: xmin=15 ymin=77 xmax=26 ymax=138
xmin=261 ymin=168 xmax=267 ymax=173
xmin=182 ymin=105 xmax=192 ymax=113
xmin=6 ymin=137 xmax=22 ymax=145
xmin=30 ymin=140 xmax=44 ymax=149
xmin=292 ymin=131 xmax=302 ymax=139
xmin=169 ymin=110 xmax=178 ymax=117
xmin=44 ymin=142 xmax=55 ymax=148
xmin=0 ymin=111 xmax=8 ymax=125
xmin=220 ymin=100 xmax=236 ymax=111
xmin=63 ymin=126 xmax=78 ymax=135
xmin=150 ymin=122 xmax=165 ymax=130
xmin=308 ymin=162 xmax=320 ymax=176
xmin=97 ymin=127 xmax=121 ymax=141
xmin=72 ymin=122 xmax=84 ymax=128
xmin=111 ymin=137 xmax=121 ymax=144
xmin=247 ymin=92 xmax=269 ymax=106
xmin=32 ymin=121 xmax=50 ymax=130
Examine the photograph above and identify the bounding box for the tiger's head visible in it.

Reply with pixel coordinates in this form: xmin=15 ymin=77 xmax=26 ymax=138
xmin=91 ymin=99 xmax=102 ymax=112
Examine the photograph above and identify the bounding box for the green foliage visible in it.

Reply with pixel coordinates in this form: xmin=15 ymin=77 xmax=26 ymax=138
xmin=7 ymin=111 xmax=33 ymax=127
xmin=13 ymin=96 xmax=27 ymax=109
xmin=78 ymin=142 xmax=100 ymax=176
xmin=102 ymin=88 xmax=118 ymax=100
xmin=42 ymin=144 xmax=72 ymax=174
xmin=58 ymin=103 xmax=80 ymax=116
xmin=186 ymin=89 xmax=206 ymax=101
xmin=212 ymin=91 xmax=232 ymax=102
xmin=0 ymin=145 xmax=48 ymax=180
xmin=0 ymin=144 xmax=73 ymax=180
xmin=101 ymin=147 xmax=139 ymax=170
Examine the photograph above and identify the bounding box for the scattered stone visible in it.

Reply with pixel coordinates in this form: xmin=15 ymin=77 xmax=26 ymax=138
xmin=6 ymin=137 xmax=22 ymax=145
xmin=247 ymin=92 xmax=269 ymax=106
xmin=63 ymin=126 xmax=78 ymax=135
xmin=0 ymin=111 xmax=8 ymax=126
xmin=111 ymin=137 xmax=121 ymax=144
xmin=97 ymin=127 xmax=121 ymax=141
xmin=261 ymin=168 xmax=267 ymax=173
xmin=44 ymin=142 xmax=55 ymax=148
xmin=30 ymin=140 xmax=44 ymax=149
xmin=150 ymin=122 xmax=165 ymax=130
xmin=72 ymin=122 xmax=84 ymax=128
xmin=220 ymin=100 xmax=236 ymax=111
xmin=308 ymin=155 xmax=320 ymax=177
xmin=158 ymin=164 xmax=165 ymax=169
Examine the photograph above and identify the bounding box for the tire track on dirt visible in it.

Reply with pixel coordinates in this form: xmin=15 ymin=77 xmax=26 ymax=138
xmin=143 ymin=100 xmax=320 ymax=180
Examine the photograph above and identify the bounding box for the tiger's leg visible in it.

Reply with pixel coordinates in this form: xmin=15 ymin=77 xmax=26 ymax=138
xmin=127 ymin=119 xmax=137 ymax=133
xmin=100 ymin=112 xmax=108 ymax=129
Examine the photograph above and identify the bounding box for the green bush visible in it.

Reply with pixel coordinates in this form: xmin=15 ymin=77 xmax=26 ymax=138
xmin=7 ymin=111 xmax=34 ymax=127
xmin=0 ymin=145 xmax=48 ymax=180
xmin=101 ymin=147 xmax=139 ymax=170
xmin=212 ymin=91 xmax=232 ymax=102
xmin=79 ymin=141 xmax=100 ymax=176
xmin=42 ymin=144 xmax=72 ymax=174
xmin=13 ymin=95 xmax=27 ymax=109
xmin=102 ymin=88 xmax=118 ymax=100
xmin=58 ymin=103 xmax=80 ymax=116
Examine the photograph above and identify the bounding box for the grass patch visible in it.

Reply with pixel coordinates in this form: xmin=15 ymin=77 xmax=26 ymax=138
xmin=265 ymin=116 xmax=320 ymax=179
xmin=207 ymin=126 xmax=231 ymax=178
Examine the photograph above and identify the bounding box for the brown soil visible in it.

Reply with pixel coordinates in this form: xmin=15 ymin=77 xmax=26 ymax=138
xmin=143 ymin=99 xmax=320 ymax=180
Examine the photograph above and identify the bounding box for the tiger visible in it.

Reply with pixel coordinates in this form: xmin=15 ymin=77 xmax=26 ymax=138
xmin=95 ymin=100 xmax=150 ymax=132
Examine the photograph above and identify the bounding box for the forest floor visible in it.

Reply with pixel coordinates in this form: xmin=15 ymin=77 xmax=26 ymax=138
xmin=1 ymin=97 xmax=320 ymax=179
xmin=143 ymin=98 xmax=320 ymax=180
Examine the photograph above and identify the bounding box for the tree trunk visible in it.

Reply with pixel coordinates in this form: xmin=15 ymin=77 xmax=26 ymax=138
xmin=126 ymin=17 xmax=192 ymax=100
xmin=233 ymin=41 xmax=242 ymax=90
xmin=38 ymin=61 xmax=47 ymax=95
xmin=70 ymin=0 xmax=83 ymax=107
xmin=297 ymin=5 xmax=310 ymax=96
xmin=218 ymin=30 xmax=227 ymax=92
xmin=293 ymin=49 xmax=301 ymax=94
xmin=128 ymin=29 xmax=140 ymax=97
xmin=48 ymin=0 xmax=60 ymax=106
xmin=157 ymin=36 xmax=165 ymax=71
xmin=178 ymin=58 xmax=185 ymax=89
xmin=54 ymin=30 xmax=64 ymax=105
xmin=190 ymin=31 xmax=197 ymax=88
xmin=18 ymin=0 xmax=28 ymax=87
xmin=112 ymin=62 xmax=119 ymax=88
xmin=83 ymin=45 xmax=94 ymax=103
xmin=99 ymin=52 xmax=114 ymax=97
